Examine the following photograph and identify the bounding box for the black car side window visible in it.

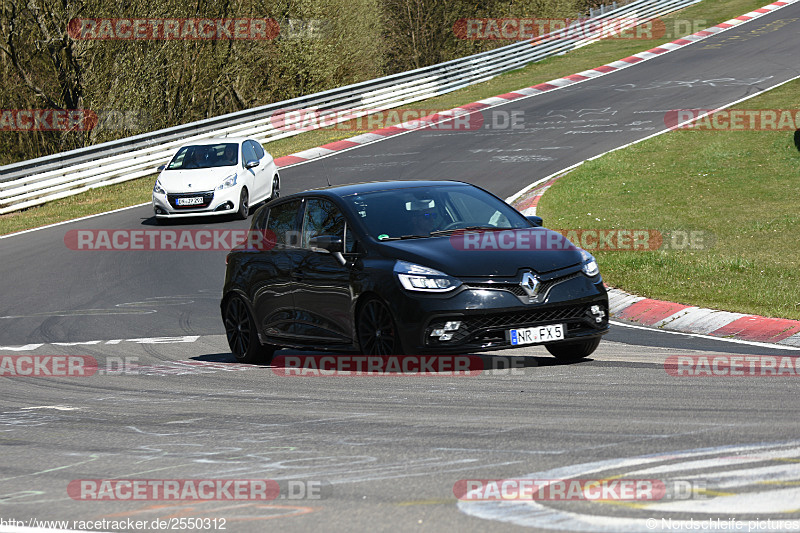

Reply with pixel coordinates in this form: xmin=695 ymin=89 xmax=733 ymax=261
xmin=344 ymin=226 xmax=356 ymax=253
xmin=266 ymin=200 xmax=302 ymax=247
xmin=253 ymin=205 xmax=269 ymax=231
xmin=301 ymin=199 xmax=345 ymax=249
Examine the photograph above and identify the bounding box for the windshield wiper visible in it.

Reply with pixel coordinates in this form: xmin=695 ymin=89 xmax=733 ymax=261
xmin=379 ymin=227 xmax=509 ymax=240
xmin=377 ymin=234 xmax=429 ymax=241
xmin=428 ymin=226 xmax=508 ymax=237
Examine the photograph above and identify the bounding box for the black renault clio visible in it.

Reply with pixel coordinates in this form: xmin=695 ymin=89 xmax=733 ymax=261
xmin=221 ymin=180 xmax=608 ymax=362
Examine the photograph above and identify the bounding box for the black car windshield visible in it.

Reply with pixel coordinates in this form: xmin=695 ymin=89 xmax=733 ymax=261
xmin=344 ymin=185 xmax=531 ymax=240
xmin=166 ymin=143 xmax=239 ymax=170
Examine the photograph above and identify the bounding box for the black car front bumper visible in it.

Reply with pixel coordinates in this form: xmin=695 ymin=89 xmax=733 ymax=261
xmin=385 ymin=271 xmax=608 ymax=354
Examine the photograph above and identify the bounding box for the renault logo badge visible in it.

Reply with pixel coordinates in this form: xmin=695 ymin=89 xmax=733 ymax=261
xmin=520 ymin=272 xmax=540 ymax=298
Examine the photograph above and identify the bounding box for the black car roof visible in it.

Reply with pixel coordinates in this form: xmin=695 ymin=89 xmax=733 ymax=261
xmin=288 ymin=180 xmax=473 ymax=199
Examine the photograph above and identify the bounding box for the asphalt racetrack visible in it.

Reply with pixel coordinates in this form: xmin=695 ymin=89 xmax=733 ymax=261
xmin=1 ymin=3 xmax=799 ymax=531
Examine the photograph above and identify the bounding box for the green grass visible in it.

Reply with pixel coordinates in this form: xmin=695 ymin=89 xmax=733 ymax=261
xmin=0 ymin=176 xmax=156 ymax=235
xmin=537 ymin=78 xmax=800 ymax=320
xmin=0 ymin=0 xmax=769 ymax=236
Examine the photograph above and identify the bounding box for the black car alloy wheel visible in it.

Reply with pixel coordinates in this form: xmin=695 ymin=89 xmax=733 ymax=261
xmin=357 ymin=298 xmax=402 ymax=355
xmin=224 ymin=296 xmax=274 ymax=363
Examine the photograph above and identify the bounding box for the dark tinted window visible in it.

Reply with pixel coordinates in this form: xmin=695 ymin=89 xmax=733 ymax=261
xmin=344 ymin=226 xmax=356 ymax=253
xmin=343 ymin=185 xmax=528 ymax=240
xmin=251 ymin=140 xmax=266 ymax=159
xmin=266 ymin=200 xmax=302 ymax=247
xmin=447 ymin=189 xmax=515 ymax=227
xmin=242 ymin=141 xmax=258 ymax=165
xmin=301 ymin=199 xmax=345 ymax=248
xmin=252 ymin=206 xmax=270 ymax=231
xmin=167 ymin=143 xmax=238 ymax=170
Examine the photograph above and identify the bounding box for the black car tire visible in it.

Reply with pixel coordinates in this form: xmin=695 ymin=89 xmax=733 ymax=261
xmin=270 ymin=175 xmax=280 ymax=200
xmin=545 ymin=337 xmax=601 ymax=361
xmin=357 ymin=297 xmax=404 ymax=355
xmin=235 ymin=188 xmax=249 ymax=220
xmin=223 ymin=295 xmax=275 ymax=364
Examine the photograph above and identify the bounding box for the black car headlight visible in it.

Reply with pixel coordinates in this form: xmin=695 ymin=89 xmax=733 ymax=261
xmin=394 ymin=260 xmax=461 ymax=292
xmin=580 ymin=249 xmax=600 ymax=277
xmin=153 ymin=179 xmax=166 ymax=195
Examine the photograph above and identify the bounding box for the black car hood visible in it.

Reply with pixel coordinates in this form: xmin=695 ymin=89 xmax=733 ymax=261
xmin=376 ymin=228 xmax=584 ymax=277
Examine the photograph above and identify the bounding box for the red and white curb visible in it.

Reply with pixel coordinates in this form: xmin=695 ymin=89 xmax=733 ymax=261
xmin=608 ymin=288 xmax=800 ymax=347
xmin=513 ymin=172 xmax=572 ymax=217
xmin=273 ymin=0 xmax=796 ymax=169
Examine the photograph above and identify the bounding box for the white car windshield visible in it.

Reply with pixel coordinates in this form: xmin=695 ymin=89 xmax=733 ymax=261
xmin=167 ymin=143 xmax=239 ymax=170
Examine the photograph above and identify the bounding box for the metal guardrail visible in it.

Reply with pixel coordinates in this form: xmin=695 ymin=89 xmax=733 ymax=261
xmin=0 ymin=0 xmax=699 ymax=214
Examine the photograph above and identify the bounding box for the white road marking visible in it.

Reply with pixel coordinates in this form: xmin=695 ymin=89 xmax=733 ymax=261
xmin=20 ymin=406 xmax=80 ymax=411
xmin=459 ymin=441 xmax=800 ymax=531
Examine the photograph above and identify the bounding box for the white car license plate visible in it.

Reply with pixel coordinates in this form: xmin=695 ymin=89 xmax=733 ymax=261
xmin=177 ymin=197 xmax=203 ymax=206
xmin=507 ymin=324 xmax=565 ymax=345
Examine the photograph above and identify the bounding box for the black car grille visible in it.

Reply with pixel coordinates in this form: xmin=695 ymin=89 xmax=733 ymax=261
xmin=466 ymin=283 xmax=527 ymax=296
xmin=168 ymin=191 xmax=215 ymax=209
xmin=465 ymin=272 xmax=582 ymax=300
xmin=466 ymin=306 xmax=587 ymax=331
xmin=425 ymin=302 xmax=607 ymax=347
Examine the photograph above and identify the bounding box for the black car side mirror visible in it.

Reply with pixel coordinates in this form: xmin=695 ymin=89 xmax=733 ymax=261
xmin=309 ymin=235 xmax=343 ymax=253
xmin=157 ymin=164 xmax=166 ymax=172
xmin=308 ymin=235 xmax=346 ymax=265
xmin=526 ymin=215 xmax=543 ymax=227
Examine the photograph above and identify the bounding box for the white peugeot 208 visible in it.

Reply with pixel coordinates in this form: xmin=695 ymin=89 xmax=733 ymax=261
xmin=152 ymin=137 xmax=279 ymax=222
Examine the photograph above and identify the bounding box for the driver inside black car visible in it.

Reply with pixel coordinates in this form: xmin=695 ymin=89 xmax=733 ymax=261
xmin=408 ymin=201 xmax=444 ymax=236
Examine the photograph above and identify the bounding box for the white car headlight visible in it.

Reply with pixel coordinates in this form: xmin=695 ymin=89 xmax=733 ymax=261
xmin=153 ymin=180 xmax=166 ymax=195
xmin=394 ymin=260 xmax=461 ymax=292
xmin=217 ymin=173 xmax=238 ymax=190
xmin=580 ymin=249 xmax=600 ymax=277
